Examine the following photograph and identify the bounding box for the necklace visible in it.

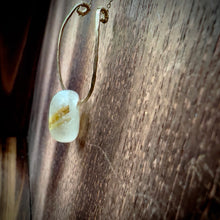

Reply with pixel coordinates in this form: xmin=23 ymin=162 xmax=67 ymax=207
xmin=48 ymin=1 xmax=114 ymax=143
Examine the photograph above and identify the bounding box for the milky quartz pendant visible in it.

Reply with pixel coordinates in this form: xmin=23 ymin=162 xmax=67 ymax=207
xmin=48 ymin=90 xmax=80 ymax=143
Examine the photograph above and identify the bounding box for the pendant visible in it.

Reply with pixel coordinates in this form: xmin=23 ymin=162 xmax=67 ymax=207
xmin=48 ymin=90 xmax=80 ymax=143
xmin=47 ymin=4 xmax=109 ymax=143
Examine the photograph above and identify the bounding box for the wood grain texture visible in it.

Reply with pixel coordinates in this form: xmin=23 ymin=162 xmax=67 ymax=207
xmin=0 ymin=138 xmax=30 ymax=219
xmin=0 ymin=0 xmax=51 ymax=136
xmin=28 ymin=0 xmax=220 ymax=219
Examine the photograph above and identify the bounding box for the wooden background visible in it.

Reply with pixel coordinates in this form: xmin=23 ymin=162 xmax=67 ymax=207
xmin=0 ymin=0 xmax=50 ymax=219
xmin=27 ymin=0 xmax=220 ymax=219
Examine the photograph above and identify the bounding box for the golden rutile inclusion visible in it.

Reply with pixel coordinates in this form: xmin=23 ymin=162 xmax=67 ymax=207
xmin=49 ymin=105 xmax=71 ymax=130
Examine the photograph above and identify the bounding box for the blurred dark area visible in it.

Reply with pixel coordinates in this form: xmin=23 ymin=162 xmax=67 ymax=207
xmin=0 ymin=0 xmax=51 ymax=137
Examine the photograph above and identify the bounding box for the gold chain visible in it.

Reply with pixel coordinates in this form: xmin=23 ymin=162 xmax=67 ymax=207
xmin=106 ymin=0 xmax=114 ymax=9
xmin=88 ymin=0 xmax=114 ymax=10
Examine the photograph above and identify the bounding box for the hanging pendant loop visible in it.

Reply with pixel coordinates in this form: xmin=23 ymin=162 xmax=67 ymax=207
xmin=57 ymin=2 xmax=109 ymax=104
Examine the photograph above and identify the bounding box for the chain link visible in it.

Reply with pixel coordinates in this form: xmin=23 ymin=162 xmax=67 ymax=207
xmin=88 ymin=0 xmax=114 ymax=10
xmin=107 ymin=0 xmax=114 ymax=9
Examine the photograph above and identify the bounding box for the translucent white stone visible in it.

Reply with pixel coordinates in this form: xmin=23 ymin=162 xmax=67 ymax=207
xmin=48 ymin=90 xmax=80 ymax=143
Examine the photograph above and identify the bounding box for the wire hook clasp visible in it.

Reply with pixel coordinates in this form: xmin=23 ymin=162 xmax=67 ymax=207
xmin=57 ymin=2 xmax=109 ymax=104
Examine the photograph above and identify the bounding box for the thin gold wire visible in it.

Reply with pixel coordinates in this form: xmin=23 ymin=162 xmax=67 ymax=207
xmin=57 ymin=2 xmax=109 ymax=104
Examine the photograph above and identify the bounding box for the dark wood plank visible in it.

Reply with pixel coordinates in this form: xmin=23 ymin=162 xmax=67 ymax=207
xmin=28 ymin=0 xmax=220 ymax=219
xmin=0 ymin=1 xmax=50 ymax=220
xmin=0 ymin=137 xmax=30 ymax=219
xmin=0 ymin=0 xmax=51 ymax=136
